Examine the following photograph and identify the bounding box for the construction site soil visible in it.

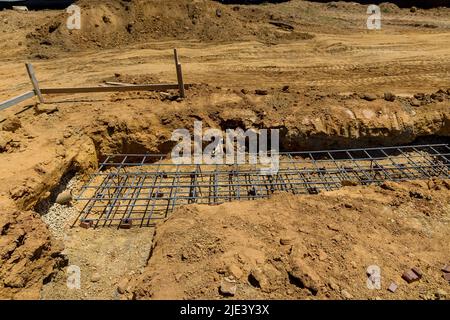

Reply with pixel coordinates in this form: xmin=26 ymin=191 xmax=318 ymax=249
xmin=0 ymin=0 xmax=449 ymax=300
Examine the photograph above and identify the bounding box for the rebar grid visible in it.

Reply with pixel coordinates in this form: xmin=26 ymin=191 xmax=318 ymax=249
xmin=75 ymin=144 xmax=450 ymax=228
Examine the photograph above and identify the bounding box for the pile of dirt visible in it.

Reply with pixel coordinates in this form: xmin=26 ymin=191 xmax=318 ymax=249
xmin=26 ymin=0 xmax=313 ymax=57
xmin=0 ymin=207 xmax=67 ymax=299
xmin=309 ymin=1 xmax=450 ymax=9
xmin=128 ymin=180 xmax=450 ymax=300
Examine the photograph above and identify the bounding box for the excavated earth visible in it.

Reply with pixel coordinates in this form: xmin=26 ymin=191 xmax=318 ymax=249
xmin=0 ymin=0 xmax=449 ymax=300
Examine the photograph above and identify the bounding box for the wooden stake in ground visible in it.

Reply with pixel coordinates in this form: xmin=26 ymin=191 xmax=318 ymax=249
xmin=25 ymin=63 xmax=44 ymax=103
xmin=174 ymin=49 xmax=186 ymax=99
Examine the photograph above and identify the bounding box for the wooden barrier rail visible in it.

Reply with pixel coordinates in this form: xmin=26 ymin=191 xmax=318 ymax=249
xmin=0 ymin=91 xmax=36 ymax=111
xmin=40 ymin=84 xmax=189 ymax=95
xmin=0 ymin=49 xmax=188 ymax=112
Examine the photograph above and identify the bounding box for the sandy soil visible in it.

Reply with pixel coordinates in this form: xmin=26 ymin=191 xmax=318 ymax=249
xmin=129 ymin=180 xmax=450 ymax=300
xmin=0 ymin=0 xmax=449 ymax=300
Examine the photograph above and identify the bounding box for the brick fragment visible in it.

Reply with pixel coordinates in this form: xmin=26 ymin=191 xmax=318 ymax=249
xmin=387 ymin=282 xmax=398 ymax=293
xmin=120 ymin=219 xmax=132 ymax=229
xmin=402 ymin=270 xmax=420 ymax=283
xmin=80 ymin=220 xmax=92 ymax=229
xmin=412 ymin=267 xmax=423 ymax=279
xmin=444 ymin=273 xmax=450 ymax=282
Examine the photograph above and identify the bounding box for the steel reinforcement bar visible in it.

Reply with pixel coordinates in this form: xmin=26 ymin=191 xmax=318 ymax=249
xmin=74 ymin=144 xmax=450 ymax=228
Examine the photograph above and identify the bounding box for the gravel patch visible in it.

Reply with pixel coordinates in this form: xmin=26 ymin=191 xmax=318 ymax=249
xmin=40 ymin=175 xmax=81 ymax=240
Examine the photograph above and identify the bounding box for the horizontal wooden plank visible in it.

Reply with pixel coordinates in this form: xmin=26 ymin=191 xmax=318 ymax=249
xmin=0 ymin=91 xmax=36 ymax=111
xmin=40 ymin=83 xmax=190 ymax=95
xmin=104 ymin=81 xmax=135 ymax=86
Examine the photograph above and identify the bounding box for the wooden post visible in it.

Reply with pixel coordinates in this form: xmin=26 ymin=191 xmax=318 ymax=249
xmin=25 ymin=63 xmax=44 ymax=103
xmin=173 ymin=49 xmax=185 ymax=99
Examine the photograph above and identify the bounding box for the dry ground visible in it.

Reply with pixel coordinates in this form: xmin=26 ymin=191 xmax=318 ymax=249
xmin=0 ymin=0 xmax=449 ymax=300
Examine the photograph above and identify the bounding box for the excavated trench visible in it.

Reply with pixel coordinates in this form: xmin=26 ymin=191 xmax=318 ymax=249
xmin=37 ymin=130 xmax=449 ymax=299
xmin=36 ymin=89 xmax=450 ymax=219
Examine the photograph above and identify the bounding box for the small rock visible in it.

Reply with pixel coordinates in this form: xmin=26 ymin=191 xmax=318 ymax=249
xmin=441 ymin=264 xmax=450 ymax=273
xmin=420 ymin=292 xmax=435 ymax=300
xmin=414 ymin=93 xmax=425 ymax=100
xmin=431 ymin=93 xmax=444 ymax=102
xmin=12 ymin=6 xmax=28 ymax=12
xmin=55 ymin=191 xmax=72 ymax=205
xmin=215 ymin=9 xmax=222 ymax=18
xmin=435 ymin=289 xmax=447 ymax=300
xmin=10 ymin=185 xmax=28 ymax=200
xmin=362 ymin=93 xmax=377 ymax=101
xmin=280 ymin=237 xmax=294 ymax=245
xmin=0 ymin=134 xmax=11 ymax=151
xmin=91 ymin=273 xmax=101 ymax=283
xmin=282 ymin=85 xmax=290 ymax=92
xmin=410 ymin=6 xmax=417 ymax=13
xmin=409 ymin=190 xmax=431 ymax=200
xmin=174 ymin=273 xmax=182 ymax=282
xmin=255 ymin=89 xmax=268 ymax=96
xmin=219 ymin=278 xmax=237 ymax=296
xmin=410 ymin=99 xmax=420 ymax=107
xmin=328 ymin=281 xmax=339 ymax=291
xmin=35 ymin=103 xmax=58 ymax=115
xmin=159 ymin=92 xmax=171 ymax=100
xmin=318 ymin=249 xmax=328 ymax=261
xmin=342 ymin=180 xmax=358 ymax=187
xmin=249 ymin=268 xmax=269 ymax=290
xmin=160 ymin=92 xmax=179 ymax=102
xmin=117 ymin=278 xmax=129 ymax=294
xmin=227 ymin=264 xmax=243 ymax=279
xmin=380 ymin=182 xmax=396 ymax=191
xmin=327 ymin=224 xmax=339 ymax=232
xmin=241 ymin=88 xmax=248 ymax=95
xmin=289 ymin=258 xmax=321 ymax=295
xmin=2 ymin=116 xmax=21 ymax=132
xmin=384 ymin=92 xmax=396 ymax=102
xmin=341 ymin=289 xmax=353 ymax=300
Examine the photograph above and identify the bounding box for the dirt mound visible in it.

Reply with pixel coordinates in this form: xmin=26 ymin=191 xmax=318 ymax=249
xmin=128 ymin=180 xmax=450 ymax=300
xmin=309 ymin=1 xmax=450 ymax=9
xmin=26 ymin=0 xmax=312 ymax=56
xmin=0 ymin=207 xmax=67 ymax=299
